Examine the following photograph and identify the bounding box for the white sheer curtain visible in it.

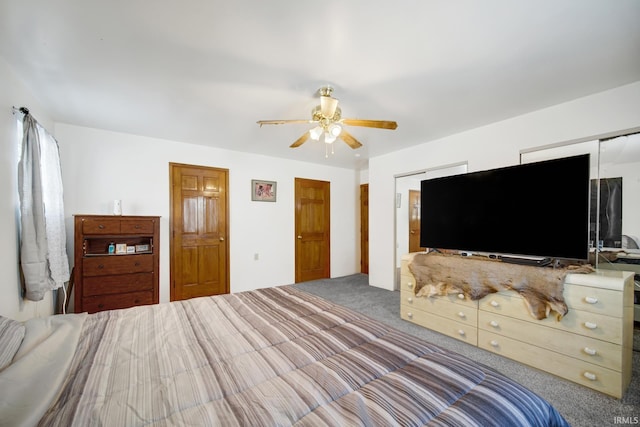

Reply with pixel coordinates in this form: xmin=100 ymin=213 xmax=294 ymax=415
xmin=17 ymin=112 xmax=70 ymax=301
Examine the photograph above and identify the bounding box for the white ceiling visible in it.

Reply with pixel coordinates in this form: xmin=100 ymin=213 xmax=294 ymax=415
xmin=1 ymin=0 xmax=639 ymax=169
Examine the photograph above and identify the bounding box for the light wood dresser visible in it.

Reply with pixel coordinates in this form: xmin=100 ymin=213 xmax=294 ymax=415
xmin=400 ymin=253 xmax=635 ymax=398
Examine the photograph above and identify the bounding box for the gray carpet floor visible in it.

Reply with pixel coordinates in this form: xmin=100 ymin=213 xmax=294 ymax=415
xmin=295 ymin=273 xmax=640 ymax=427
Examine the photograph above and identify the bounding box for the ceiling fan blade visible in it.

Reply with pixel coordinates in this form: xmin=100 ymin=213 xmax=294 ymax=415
xmin=341 ymin=119 xmax=398 ymax=130
xmin=257 ymin=119 xmax=314 ymax=127
xmin=340 ymin=129 xmax=363 ymax=149
xmin=290 ymin=132 xmax=310 ymax=148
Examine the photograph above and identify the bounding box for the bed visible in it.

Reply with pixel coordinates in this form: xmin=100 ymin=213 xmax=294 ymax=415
xmin=0 ymin=285 xmax=568 ymax=426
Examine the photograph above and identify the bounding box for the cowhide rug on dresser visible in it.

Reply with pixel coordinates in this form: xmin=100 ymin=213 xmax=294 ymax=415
xmin=408 ymin=252 xmax=594 ymax=320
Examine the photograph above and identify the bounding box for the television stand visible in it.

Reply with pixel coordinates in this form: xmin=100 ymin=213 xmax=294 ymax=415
xmin=498 ymin=254 xmax=552 ymax=266
xmin=401 ymin=252 xmax=635 ymax=398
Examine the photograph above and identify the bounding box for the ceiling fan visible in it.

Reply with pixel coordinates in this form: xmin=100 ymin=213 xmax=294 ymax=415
xmin=256 ymin=86 xmax=397 ymax=153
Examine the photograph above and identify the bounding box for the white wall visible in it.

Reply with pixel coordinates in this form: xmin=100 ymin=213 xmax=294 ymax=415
xmin=0 ymin=57 xmax=57 ymax=320
xmin=368 ymin=81 xmax=640 ymax=290
xmin=55 ymin=124 xmax=360 ymax=304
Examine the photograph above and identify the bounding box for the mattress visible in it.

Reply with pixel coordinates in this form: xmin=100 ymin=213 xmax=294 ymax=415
xmin=1 ymin=285 xmax=568 ymax=426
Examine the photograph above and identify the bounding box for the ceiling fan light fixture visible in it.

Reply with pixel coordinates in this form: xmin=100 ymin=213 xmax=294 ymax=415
xmin=324 ymin=133 xmax=337 ymax=144
xmin=309 ymin=125 xmax=323 ymax=140
xmin=328 ymin=123 xmax=342 ymax=137
xmin=320 ymin=96 xmax=339 ymax=118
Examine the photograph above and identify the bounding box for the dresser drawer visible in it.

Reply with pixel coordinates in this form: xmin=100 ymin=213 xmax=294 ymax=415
xmin=82 ymin=291 xmax=154 ymax=314
xmin=83 ymin=272 xmax=154 ymax=296
xmin=478 ymin=311 xmax=623 ymax=371
xmin=478 ymin=329 xmax=624 ymax=398
xmin=82 ymin=218 xmax=121 ymax=234
xmin=83 ymin=254 xmax=154 ymax=276
xmin=563 ymin=283 xmax=623 ymax=318
xmin=400 ymin=273 xmax=416 ymax=293
xmin=479 ymin=292 xmax=622 ymax=344
xmin=80 ymin=217 xmax=156 ymax=235
xmin=121 ymin=219 xmax=155 ymax=234
xmin=401 ymin=274 xmax=477 ymax=309
xmin=402 ymin=291 xmax=478 ymax=327
xmin=401 ymin=304 xmax=477 ymax=345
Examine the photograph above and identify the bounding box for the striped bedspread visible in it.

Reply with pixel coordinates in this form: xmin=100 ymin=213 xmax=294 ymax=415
xmin=38 ymin=286 xmax=568 ymax=426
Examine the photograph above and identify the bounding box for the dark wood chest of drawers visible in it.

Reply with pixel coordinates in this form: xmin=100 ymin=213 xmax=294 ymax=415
xmin=74 ymin=215 xmax=160 ymax=313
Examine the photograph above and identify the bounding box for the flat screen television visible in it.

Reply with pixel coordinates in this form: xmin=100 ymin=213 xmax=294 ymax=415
xmin=419 ymin=154 xmax=591 ymax=261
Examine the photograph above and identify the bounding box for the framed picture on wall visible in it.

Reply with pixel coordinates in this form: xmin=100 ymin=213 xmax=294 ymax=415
xmin=252 ymin=180 xmax=277 ymax=202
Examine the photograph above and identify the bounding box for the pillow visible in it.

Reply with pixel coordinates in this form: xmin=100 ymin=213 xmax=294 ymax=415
xmin=0 ymin=316 xmax=26 ymax=371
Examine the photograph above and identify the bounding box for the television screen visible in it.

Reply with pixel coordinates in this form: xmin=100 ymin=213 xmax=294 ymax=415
xmin=419 ymin=154 xmax=590 ymax=260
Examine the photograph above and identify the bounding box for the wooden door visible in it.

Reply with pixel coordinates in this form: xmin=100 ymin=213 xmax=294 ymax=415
xmin=409 ymin=189 xmax=425 ymax=252
xmin=295 ymin=178 xmax=330 ymax=282
xmin=360 ymin=184 xmax=369 ymax=274
xmin=170 ymin=163 xmax=229 ymax=300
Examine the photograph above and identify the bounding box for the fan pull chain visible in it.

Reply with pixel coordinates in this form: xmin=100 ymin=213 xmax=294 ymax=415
xmin=324 ymin=142 xmax=336 ymax=158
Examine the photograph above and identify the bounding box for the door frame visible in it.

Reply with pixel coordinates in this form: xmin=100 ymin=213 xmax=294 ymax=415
xmin=394 ymin=171 xmax=426 ymax=290
xmin=169 ymin=162 xmax=230 ymax=301
xmin=408 ymin=189 xmax=425 ymax=253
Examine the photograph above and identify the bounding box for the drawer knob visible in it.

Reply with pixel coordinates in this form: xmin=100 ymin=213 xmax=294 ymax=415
xmin=584 ymin=321 xmax=597 ymax=330
xmin=583 ymin=372 xmax=597 ymax=381
xmin=98 ymin=264 xmax=104 ymax=269
xmin=490 ymin=300 xmax=499 ymax=307
xmin=407 ymin=312 xmax=413 ymax=318
xmin=458 ymin=311 xmax=466 ymax=319
xmin=584 ymin=347 xmax=597 ymax=356
xmin=135 ymin=262 xmax=140 ymax=266
xmin=490 ymin=320 xmax=499 ymax=328
xmin=457 ymin=293 xmax=465 ymax=300
xmin=490 ymin=340 xmax=499 ymax=347
xmin=135 ymin=225 xmax=141 ymax=229
xmin=585 ymin=296 xmax=598 ymax=304
xmin=458 ymin=329 xmax=465 ymax=336
xmin=407 ymin=282 xmax=413 ymax=289
xmin=407 ymin=297 xmax=413 ymax=303
xmin=98 ymin=224 xmax=105 ymax=229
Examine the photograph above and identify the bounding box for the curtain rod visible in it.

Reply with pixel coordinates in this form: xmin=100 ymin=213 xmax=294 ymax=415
xmin=12 ymin=106 xmax=30 ymax=115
